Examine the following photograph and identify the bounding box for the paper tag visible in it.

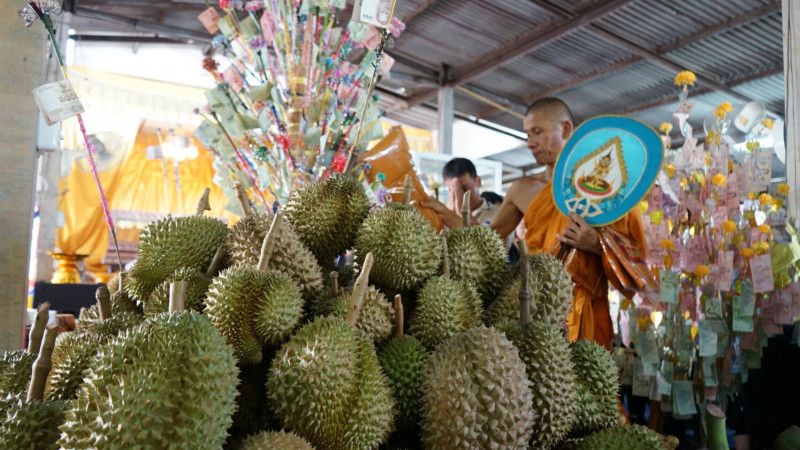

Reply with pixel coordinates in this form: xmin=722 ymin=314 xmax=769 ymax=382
xmin=705 ymin=295 xmax=723 ymax=320
xmin=715 ymin=251 xmax=734 ymax=292
xmin=638 ymin=332 xmax=660 ymax=365
xmin=260 ymin=11 xmax=275 ymax=44
xmin=740 ymin=280 xmax=756 ymax=315
xmin=198 ymin=7 xmax=221 ymax=34
xmin=657 ymin=371 xmax=672 ymax=396
xmin=632 ymin=359 xmax=652 ymax=397
xmin=702 ymin=357 xmax=718 ymax=387
xmin=774 ymin=289 xmax=794 ymax=325
xmin=32 ymin=80 xmax=85 ymax=126
xmin=218 ymin=15 xmax=238 ymax=40
xmin=660 ymin=270 xmax=678 ymax=304
xmin=352 ymin=0 xmax=396 ymax=28
xmin=733 ymin=313 xmax=754 ymax=333
xmin=752 ymin=146 xmax=773 ymax=191
xmin=672 ymin=380 xmax=697 ymax=415
xmin=725 ymin=173 xmax=740 ymax=210
xmin=792 ymin=282 xmax=800 ymax=317
xmin=699 ymin=320 xmax=718 ymax=356
xmin=223 ymin=66 xmax=245 ymax=93
xmin=751 ymin=253 xmax=775 ymax=293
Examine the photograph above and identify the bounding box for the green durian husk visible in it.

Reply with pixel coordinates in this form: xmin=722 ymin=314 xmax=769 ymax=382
xmin=267 ymin=316 xmax=395 ymax=449
xmin=284 ymin=175 xmax=371 ymax=266
xmin=326 ymin=286 xmax=394 ymax=343
xmin=442 ymin=226 xmax=508 ymax=302
xmin=378 ymin=336 xmax=428 ymax=436
xmin=569 ymin=340 xmax=620 ymax=436
xmin=495 ymin=320 xmax=579 ymax=449
xmin=420 ymin=325 xmax=534 ymax=449
xmin=58 ymin=312 xmax=239 ymax=449
xmin=0 ymin=351 xmax=35 ymax=399
xmin=0 ymin=396 xmax=68 ymax=450
xmin=408 ymin=276 xmax=482 ymax=349
xmin=355 ymin=205 xmax=442 ymax=292
xmin=576 ymin=424 xmax=665 ymax=450
xmin=205 ymin=266 xmax=304 ymax=365
xmin=144 ymin=267 xmax=210 ymax=318
xmin=240 ymin=430 xmax=315 ymax=450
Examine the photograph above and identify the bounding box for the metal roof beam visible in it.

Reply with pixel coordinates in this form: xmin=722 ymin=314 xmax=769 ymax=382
xmin=73 ymin=7 xmax=212 ymax=42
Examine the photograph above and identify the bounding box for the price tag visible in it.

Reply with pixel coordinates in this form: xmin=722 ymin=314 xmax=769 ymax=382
xmin=32 ymin=80 xmax=84 ymax=126
xmin=352 ymin=0 xmax=396 ymax=28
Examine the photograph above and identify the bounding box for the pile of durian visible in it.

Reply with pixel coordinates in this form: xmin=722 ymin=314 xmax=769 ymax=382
xmin=0 ymin=176 xmax=679 ymax=450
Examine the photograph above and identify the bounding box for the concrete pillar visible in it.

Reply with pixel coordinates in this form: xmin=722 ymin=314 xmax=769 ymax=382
xmin=784 ymin=0 xmax=800 ymax=228
xmin=0 ymin=5 xmax=46 ymax=350
xmin=437 ymin=86 xmax=454 ymax=155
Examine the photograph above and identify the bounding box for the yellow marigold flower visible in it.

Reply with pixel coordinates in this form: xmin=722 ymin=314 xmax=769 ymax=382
xmin=660 ymin=239 xmax=674 ymax=251
xmin=740 ymin=248 xmax=755 ymax=258
xmin=694 ymin=172 xmax=705 ymax=185
xmin=659 ymin=122 xmax=673 ymax=134
xmin=711 ymin=174 xmax=727 ymax=187
xmin=758 ymin=193 xmax=772 ymax=206
xmin=754 ymin=241 xmax=770 ymax=255
xmin=637 ymin=315 xmax=651 ymax=331
xmin=723 ymin=220 xmax=737 ymax=234
xmin=664 ymin=164 xmax=676 ymax=178
xmin=758 ymin=224 xmax=771 ymax=234
xmin=773 ymin=197 xmax=784 ymax=210
xmin=715 ymin=107 xmax=727 ymax=119
xmin=762 ymin=118 xmax=774 ymax=129
xmin=778 ymin=183 xmax=790 ymax=196
xmin=705 ymin=153 xmax=712 ymax=166
xmin=695 ymin=265 xmax=710 ymax=278
xmin=650 ymin=210 xmax=663 ymax=225
xmin=719 ymin=101 xmax=733 ymax=113
xmin=748 ymin=192 xmax=756 ymax=200
xmin=746 ymin=141 xmax=759 ymax=151
xmin=674 ymin=70 xmax=697 ymax=86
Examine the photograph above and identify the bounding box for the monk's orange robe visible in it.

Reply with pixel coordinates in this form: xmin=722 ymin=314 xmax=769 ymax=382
xmin=524 ymin=181 xmax=646 ymax=351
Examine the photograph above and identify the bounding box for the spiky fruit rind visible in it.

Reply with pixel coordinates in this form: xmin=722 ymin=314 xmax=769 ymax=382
xmin=442 ymin=226 xmax=507 ymax=300
xmin=127 ymin=215 xmax=227 ymax=300
xmin=58 ymin=312 xmax=238 ymax=449
xmin=409 ymin=277 xmax=482 ymax=349
xmin=0 ymin=396 xmax=68 ymax=450
xmin=420 ymin=325 xmax=534 ymax=449
xmin=226 ymin=212 xmax=324 ymax=298
xmin=144 ymin=267 xmax=210 ymax=318
xmin=496 ymin=320 xmax=579 ymax=449
xmin=0 ymin=351 xmax=36 ymax=398
xmin=329 ymin=286 xmax=394 ymax=342
xmin=284 ymin=175 xmax=371 ymax=266
xmin=570 ymin=340 xmax=620 ymax=435
xmin=355 ymin=206 xmax=442 ymax=292
xmin=241 ymin=430 xmax=315 ymax=450
xmin=205 ymin=266 xmax=304 ymax=365
xmin=378 ymin=337 xmax=428 ymax=434
xmin=577 ymin=425 xmax=664 ymax=450
xmin=268 ymin=317 xmax=395 ymax=449
xmin=485 ymin=253 xmax=574 ymax=327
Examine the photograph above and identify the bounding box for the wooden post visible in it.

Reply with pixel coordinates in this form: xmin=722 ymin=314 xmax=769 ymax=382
xmin=784 ymin=0 xmax=800 ymax=228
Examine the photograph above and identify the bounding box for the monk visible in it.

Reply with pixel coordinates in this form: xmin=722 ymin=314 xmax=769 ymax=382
xmin=519 ymin=98 xmax=646 ymax=351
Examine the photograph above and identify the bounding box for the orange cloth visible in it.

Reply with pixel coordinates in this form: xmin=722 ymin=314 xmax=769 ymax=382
xmin=524 ymin=182 xmax=646 ymax=351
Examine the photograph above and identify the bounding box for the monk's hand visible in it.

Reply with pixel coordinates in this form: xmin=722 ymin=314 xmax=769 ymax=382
xmin=417 ymin=198 xmax=466 ymax=229
xmin=557 ymin=212 xmax=603 ymax=255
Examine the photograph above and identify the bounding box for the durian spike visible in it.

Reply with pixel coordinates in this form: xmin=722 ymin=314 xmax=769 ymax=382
xmin=28 ymin=302 xmax=50 ymax=354
xmin=169 ymin=280 xmax=188 ymax=314
xmin=234 ymin=182 xmax=252 ymax=217
xmin=27 ymin=324 xmax=57 ymax=401
xmin=330 ymin=271 xmax=339 ymax=297
xmin=441 ymin=235 xmax=450 ymax=279
xmin=195 ymin=187 xmax=212 ymax=216
xmin=345 ymin=252 xmax=374 ymax=326
xmin=257 ymin=211 xmax=283 ymax=273
xmin=96 ymin=286 xmax=112 ymax=320
xmin=402 ymin=174 xmax=413 ymax=206
xmin=393 ymin=294 xmax=404 ymax=339
xmin=461 ymin=190 xmax=471 ymax=227
xmin=206 ymin=246 xmax=227 ymax=278
xmin=517 ymin=239 xmax=531 ymax=327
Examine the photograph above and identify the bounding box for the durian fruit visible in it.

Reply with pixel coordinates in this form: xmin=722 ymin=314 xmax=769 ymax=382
xmin=284 ymin=175 xmax=371 ymax=266
xmin=355 ymin=176 xmax=442 ymax=292
xmin=226 ymin=209 xmax=323 ymax=299
xmin=576 ymin=425 xmax=665 ymax=450
xmin=0 ymin=324 xmax=68 ymax=450
xmin=408 ymin=236 xmax=482 ymax=349
xmin=326 ymin=285 xmax=394 ymax=343
xmin=126 ymin=188 xmax=228 ymax=301
xmin=485 ymin=252 xmax=573 ymax=328
xmin=240 ymin=430 xmax=315 ymax=450
xmin=268 ymin=253 xmax=396 ymax=449
xmin=378 ymin=295 xmax=428 ymax=438
xmin=570 ymin=340 xmax=620 ymax=436
xmin=144 ymin=267 xmax=210 ymax=317
xmin=205 ymin=212 xmax=304 ymax=364
xmin=442 ymin=191 xmax=508 ymax=302
xmin=58 ymin=281 xmax=239 ymax=449
xmin=420 ymin=325 xmax=534 ymax=449
xmin=0 ymin=303 xmax=49 ymax=399
xmin=494 ymin=240 xmax=578 ymax=449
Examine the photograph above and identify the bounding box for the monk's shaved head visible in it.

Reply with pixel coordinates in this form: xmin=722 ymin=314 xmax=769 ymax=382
xmin=525 ymin=97 xmax=574 ymax=125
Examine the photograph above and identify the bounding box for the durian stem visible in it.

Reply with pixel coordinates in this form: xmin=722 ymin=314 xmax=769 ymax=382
xmin=96 ymin=286 xmax=112 ymax=320
xmin=27 ymin=324 xmax=58 ymax=401
xmin=461 ymin=190 xmax=471 ymax=227
xmin=257 ymin=211 xmax=283 ymax=272
xmin=195 ymin=187 xmax=212 ymax=216
xmin=234 ymin=182 xmax=252 ymax=217
xmin=330 ymin=271 xmax=339 ymax=297
xmin=345 ymin=252 xmax=374 ymax=326
xmin=402 ymin=174 xmax=413 ymax=205
xmin=393 ymin=294 xmax=404 ymax=339
xmin=118 ymin=271 xmax=126 ymax=293
xmin=441 ymin=235 xmax=450 ymax=279
xmin=206 ymin=246 xmax=227 ymax=278
xmin=169 ymin=281 xmax=188 ymax=313
xmin=27 ymin=302 xmax=50 ymax=354
xmin=517 ymin=239 xmax=531 ymax=327
xmin=706 ymin=404 xmax=728 ymax=450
